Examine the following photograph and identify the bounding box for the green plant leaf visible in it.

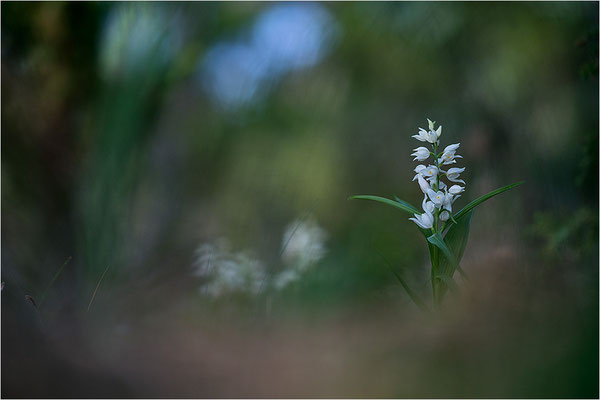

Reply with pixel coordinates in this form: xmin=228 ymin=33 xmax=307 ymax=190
xmin=427 ymin=232 xmax=459 ymax=267
xmin=348 ymin=195 xmax=419 ymax=215
xmin=440 ymin=211 xmax=473 ymax=277
xmin=428 ymin=232 xmax=465 ymax=302
xmin=454 ymin=181 xmax=524 ymax=221
xmin=349 ymin=195 xmax=433 ymax=238
xmin=436 ymin=211 xmax=473 ymax=301
xmin=393 ymin=196 xmax=422 ymax=215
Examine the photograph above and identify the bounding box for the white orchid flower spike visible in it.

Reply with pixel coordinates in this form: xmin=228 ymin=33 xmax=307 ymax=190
xmin=407 ymin=119 xmax=466 ymax=230
xmin=350 ymin=117 xmax=524 ymax=308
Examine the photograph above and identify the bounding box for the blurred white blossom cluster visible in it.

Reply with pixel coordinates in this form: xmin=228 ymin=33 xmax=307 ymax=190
xmin=192 ymin=239 xmax=267 ymax=298
xmin=192 ymin=217 xmax=327 ymax=297
xmin=274 ymin=218 xmax=328 ymax=290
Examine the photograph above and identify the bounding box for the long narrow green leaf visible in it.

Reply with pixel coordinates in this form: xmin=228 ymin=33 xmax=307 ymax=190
xmin=427 ymin=232 xmax=461 ymax=276
xmin=349 ymin=195 xmax=433 ymax=238
xmin=393 ymin=196 xmax=422 ymax=215
xmin=454 ymin=181 xmax=524 ymax=220
xmin=437 ymin=211 xmax=472 ymax=301
xmin=440 ymin=211 xmax=472 ymax=276
xmin=428 ymin=232 xmax=465 ymax=302
xmin=348 ymin=195 xmax=419 ymax=215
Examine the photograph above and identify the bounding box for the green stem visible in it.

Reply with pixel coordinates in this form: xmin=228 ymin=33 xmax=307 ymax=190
xmin=431 ymin=140 xmax=442 ymax=307
xmin=431 ymin=245 xmax=440 ymax=308
xmin=433 ymin=142 xmax=440 ymax=195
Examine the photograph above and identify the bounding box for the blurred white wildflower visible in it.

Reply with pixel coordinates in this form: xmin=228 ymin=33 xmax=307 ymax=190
xmin=274 ymin=217 xmax=327 ymax=290
xmin=192 ymin=239 xmax=267 ymax=298
xmin=273 ymin=269 xmax=301 ymax=291
xmin=192 ymin=217 xmax=327 ymax=296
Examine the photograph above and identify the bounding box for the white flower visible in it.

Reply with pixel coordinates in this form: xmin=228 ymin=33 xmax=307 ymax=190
xmin=413 ymin=164 xmax=438 ymax=182
xmin=426 ymin=119 xmax=442 ymax=141
xmin=442 ymin=193 xmax=453 ymax=212
xmin=427 ymin=176 xmax=446 ymax=190
xmin=412 ymin=164 xmax=427 ymax=181
xmin=434 ymin=125 xmax=442 ymax=140
xmin=192 ymin=240 xmax=267 ymax=297
xmin=441 ymin=143 xmax=462 ymax=165
xmin=414 ymin=164 xmax=426 ymax=174
xmin=275 ymin=217 xmax=328 ymax=291
xmin=273 ymin=269 xmax=300 ymax=290
xmin=422 ymin=165 xmax=438 ymax=179
xmin=446 ymin=167 xmax=466 ymax=184
xmin=439 ymin=210 xmax=450 ymax=221
xmin=448 ymin=185 xmax=464 ymax=195
xmin=412 ymin=128 xmax=437 ymax=143
xmin=422 ymin=196 xmax=435 ymax=214
xmin=414 ymin=165 xmax=438 ymax=185
xmin=409 ymin=119 xmax=466 ymax=230
xmin=409 ymin=211 xmax=434 ymax=229
xmin=411 ymin=146 xmax=430 ymax=161
xmin=411 ymin=128 xmax=427 ymax=142
xmin=442 ymin=143 xmax=460 ymax=153
xmin=427 ymin=118 xmax=436 ymax=130
xmin=417 ymin=175 xmax=430 ymax=193
xmin=427 ymin=189 xmax=446 ymax=208
xmin=281 ymin=218 xmax=327 ymax=270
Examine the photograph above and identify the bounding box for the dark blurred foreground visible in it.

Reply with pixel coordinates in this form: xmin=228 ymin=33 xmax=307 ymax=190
xmin=3 ymin=247 xmax=598 ymax=398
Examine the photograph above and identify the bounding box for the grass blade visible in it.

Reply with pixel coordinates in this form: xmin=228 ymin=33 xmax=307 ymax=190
xmin=87 ymin=264 xmax=111 ymax=312
xmin=39 ymin=256 xmax=72 ymax=307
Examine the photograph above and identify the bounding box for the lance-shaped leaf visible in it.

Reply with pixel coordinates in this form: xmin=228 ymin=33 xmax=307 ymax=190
xmin=453 ymin=181 xmax=524 ymax=221
xmin=348 ymin=195 xmax=420 ymax=215
xmin=428 ymin=232 xmax=465 ymax=302
xmin=427 ymin=232 xmax=461 ymax=278
xmin=348 ymin=195 xmax=431 ymax=242
xmin=437 ymin=211 xmax=472 ymax=300
xmin=348 ymin=195 xmax=434 ymax=238
xmin=440 ymin=211 xmax=472 ymax=277
xmin=394 ymin=196 xmax=422 ymax=215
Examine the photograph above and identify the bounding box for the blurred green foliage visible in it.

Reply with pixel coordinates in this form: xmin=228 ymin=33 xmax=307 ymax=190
xmin=2 ymin=0 xmax=597 ymax=299
xmin=528 ymin=206 xmax=598 ymax=263
xmin=2 ymin=0 xmax=598 ymax=306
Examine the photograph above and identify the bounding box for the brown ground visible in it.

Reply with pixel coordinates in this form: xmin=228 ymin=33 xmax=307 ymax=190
xmin=2 ymin=252 xmax=597 ymax=398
